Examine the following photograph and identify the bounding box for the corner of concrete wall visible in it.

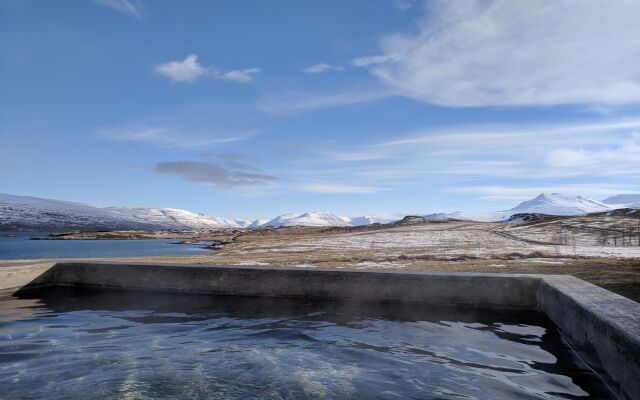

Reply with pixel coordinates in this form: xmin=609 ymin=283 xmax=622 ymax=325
xmin=539 ymin=276 xmax=640 ymax=400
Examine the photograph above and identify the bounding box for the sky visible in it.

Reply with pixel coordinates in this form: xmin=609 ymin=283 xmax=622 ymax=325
xmin=1 ymin=0 xmax=639 ymax=219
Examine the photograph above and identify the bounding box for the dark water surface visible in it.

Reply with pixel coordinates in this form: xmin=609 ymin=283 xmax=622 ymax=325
xmin=0 ymin=232 xmax=211 ymax=260
xmin=0 ymin=289 xmax=613 ymax=399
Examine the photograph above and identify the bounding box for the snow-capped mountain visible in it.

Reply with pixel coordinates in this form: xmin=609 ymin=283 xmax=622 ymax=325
xmin=509 ymin=193 xmax=611 ymax=215
xmin=0 ymin=193 xmax=246 ymax=231
xmin=0 ymin=193 xmax=155 ymax=231
xmin=602 ymin=194 xmax=640 ymax=209
xmin=106 ymin=207 xmax=242 ymax=229
xmin=262 ymin=212 xmax=352 ymax=228
xmin=349 ymin=214 xmax=402 ymax=226
xmin=425 ymin=193 xmax=616 ymax=222
xmin=2 ymin=192 xmax=637 ymax=232
xmin=245 ymin=219 xmax=268 ymax=228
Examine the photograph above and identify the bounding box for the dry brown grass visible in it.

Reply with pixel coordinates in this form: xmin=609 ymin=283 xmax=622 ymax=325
xmin=2 ymin=217 xmax=639 ymax=302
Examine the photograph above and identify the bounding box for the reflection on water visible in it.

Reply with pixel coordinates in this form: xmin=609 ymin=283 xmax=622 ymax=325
xmin=0 ymin=289 xmax=613 ymax=399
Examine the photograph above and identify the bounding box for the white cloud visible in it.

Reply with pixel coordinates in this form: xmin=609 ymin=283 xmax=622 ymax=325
xmin=299 ymin=184 xmax=382 ymax=194
xmin=303 ymin=63 xmax=344 ymax=74
xmin=93 ymin=0 xmax=142 ymax=18
xmin=155 ymin=54 xmax=207 ymax=83
xmin=355 ymin=0 xmax=640 ymax=107
xmin=154 ymin=54 xmax=260 ymax=84
xmin=220 ymin=68 xmax=261 ymax=83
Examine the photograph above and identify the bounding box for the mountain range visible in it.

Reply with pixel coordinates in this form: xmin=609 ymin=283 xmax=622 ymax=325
xmin=0 ymin=192 xmax=638 ymax=231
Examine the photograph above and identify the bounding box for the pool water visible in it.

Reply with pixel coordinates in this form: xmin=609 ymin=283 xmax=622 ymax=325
xmin=0 ymin=289 xmax=613 ymax=399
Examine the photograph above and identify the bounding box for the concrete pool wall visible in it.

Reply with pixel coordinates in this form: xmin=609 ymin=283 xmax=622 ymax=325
xmin=2 ymin=262 xmax=639 ymax=399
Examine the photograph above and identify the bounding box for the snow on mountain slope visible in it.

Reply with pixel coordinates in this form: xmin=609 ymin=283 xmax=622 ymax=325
xmin=425 ymin=193 xmax=614 ymax=222
xmin=233 ymin=219 xmax=255 ymax=228
xmin=248 ymin=219 xmax=270 ymax=228
xmin=106 ymin=207 xmax=242 ymax=229
xmin=349 ymin=214 xmax=403 ymax=226
xmin=263 ymin=212 xmax=351 ymax=227
xmin=0 ymin=193 xmax=157 ymax=231
xmin=601 ymin=194 xmax=640 ymax=208
xmin=510 ymin=193 xmax=611 ymax=215
xmin=0 ymin=193 xmax=244 ymax=231
xmin=3 ymin=191 xmax=634 ymax=232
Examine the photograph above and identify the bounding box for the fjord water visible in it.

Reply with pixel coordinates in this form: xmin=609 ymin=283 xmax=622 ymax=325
xmin=0 ymin=233 xmax=211 ymax=260
xmin=0 ymin=289 xmax=612 ymax=399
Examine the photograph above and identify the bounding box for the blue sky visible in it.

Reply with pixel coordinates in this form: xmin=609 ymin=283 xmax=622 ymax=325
xmin=1 ymin=0 xmax=639 ymax=219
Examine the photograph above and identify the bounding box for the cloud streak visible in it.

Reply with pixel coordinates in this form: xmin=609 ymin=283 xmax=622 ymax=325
xmin=299 ymin=184 xmax=382 ymax=194
xmin=99 ymin=126 xmax=255 ymax=148
xmin=302 ymin=63 xmax=344 ymax=74
xmin=93 ymin=0 xmax=142 ymax=18
xmin=256 ymin=88 xmax=391 ymax=115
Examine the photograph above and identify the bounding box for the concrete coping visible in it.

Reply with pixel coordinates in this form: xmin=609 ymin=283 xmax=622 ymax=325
xmin=3 ymin=262 xmax=640 ymax=399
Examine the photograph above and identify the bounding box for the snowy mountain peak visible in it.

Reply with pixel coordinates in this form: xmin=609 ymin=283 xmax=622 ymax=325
xmin=263 ymin=212 xmax=403 ymax=228
xmin=424 ymin=193 xmax=615 ymax=222
xmin=0 ymin=193 xmax=248 ymax=231
xmin=510 ymin=193 xmax=611 ymax=215
xmin=262 ymin=211 xmax=351 ymax=228
xmin=349 ymin=214 xmax=401 ymax=226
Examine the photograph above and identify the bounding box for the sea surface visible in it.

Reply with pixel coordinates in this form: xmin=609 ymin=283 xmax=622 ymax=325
xmin=0 ymin=232 xmax=212 ymax=260
xmin=0 ymin=288 xmax=613 ymax=399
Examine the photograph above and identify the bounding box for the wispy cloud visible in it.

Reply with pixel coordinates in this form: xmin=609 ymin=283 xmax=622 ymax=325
xmin=154 ymin=54 xmax=261 ymax=84
xmin=290 ymin=118 xmax=640 ymax=195
xmin=302 ymin=63 xmax=344 ymax=74
xmin=299 ymin=184 xmax=382 ymax=194
xmin=545 ymin=133 xmax=640 ymax=175
xmin=353 ymin=0 xmax=640 ymax=107
xmin=256 ymin=88 xmax=391 ymax=115
xmin=93 ymin=0 xmax=142 ymax=18
xmin=154 ymin=160 xmax=276 ymax=188
xmin=99 ymin=125 xmax=255 ymax=148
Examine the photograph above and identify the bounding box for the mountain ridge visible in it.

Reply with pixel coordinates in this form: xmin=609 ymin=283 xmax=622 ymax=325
xmin=1 ymin=192 xmax=638 ymax=231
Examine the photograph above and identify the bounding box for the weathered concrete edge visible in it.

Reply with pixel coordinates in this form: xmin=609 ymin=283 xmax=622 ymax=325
xmin=15 ymin=262 xmax=541 ymax=309
xmin=539 ymin=276 xmax=640 ymax=400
